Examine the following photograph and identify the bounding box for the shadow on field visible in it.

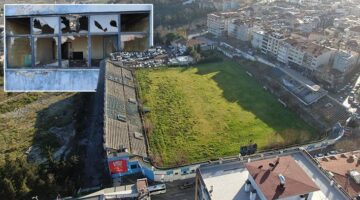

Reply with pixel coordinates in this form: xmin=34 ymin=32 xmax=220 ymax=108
xmin=28 ymin=93 xmax=91 ymax=197
xmin=180 ymin=61 xmax=315 ymax=147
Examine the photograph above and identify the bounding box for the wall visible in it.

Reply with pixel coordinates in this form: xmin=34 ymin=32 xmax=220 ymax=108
xmin=35 ymin=37 xmax=57 ymax=65
xmin=91 ymin=36 xmax=104 ymax=60
xmin=7 ymin=37 xmax=31 ymax=67
xmin=69 ymin=36 xmax=88 ymax=60
xmin=314 ymin=50 xmax=334 ymax=69
xmin=251 ymin=32 xmax=264 ymax=49
xmin=5 ymin=68 xmax=99 ymax=92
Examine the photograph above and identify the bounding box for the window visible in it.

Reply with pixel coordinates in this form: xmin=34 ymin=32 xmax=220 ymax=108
xmin=91 ymin=35 xmax=117 ymax=66
xmin=35 ymin=37 xmax=58 ymax=67
xmin=121 ymin=13 xmax=149 ymax=32
xmin=130 ymin=164 xmax=138 ymax=169
xmin=61 ymin=35 xmax=88 ymax=67
xmin=6 ymin=18 xmax=31 ymax=35
xmin=7 ymin=37 xmax=31 ymax=68
xmin=90 ymin=15 xmax=118 ymax=33
xmin=33 ymin=17 xmax=59 ymax=34
xmin=121 ymin=34 xmax=148 ymax=51
xmin=61 ymin=15 xmax=88 ymax=34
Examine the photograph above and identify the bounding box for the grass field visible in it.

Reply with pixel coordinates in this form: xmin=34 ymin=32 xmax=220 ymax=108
xmin=136 ymin=60 xmax=317 ymax=167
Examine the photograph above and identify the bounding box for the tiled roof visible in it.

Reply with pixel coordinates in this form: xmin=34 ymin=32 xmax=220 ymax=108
xmin=245 ymin=155 xmax=320 ymax=200
xmin=317 ymin=152 xmax=360 ymax=198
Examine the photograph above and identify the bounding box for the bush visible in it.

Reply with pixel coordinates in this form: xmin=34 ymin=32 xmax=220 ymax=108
xmin=198 ymin=50 xmax=223 ymax=64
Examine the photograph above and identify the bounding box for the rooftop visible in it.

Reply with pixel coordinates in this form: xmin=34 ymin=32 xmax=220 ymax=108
xmin=198 ymin=150 xmax=348 ymax=200
xmin=316 ymin=151 xmax=360 ymax=198
xmin=199 ymin=161 xmax=250 ymax=200
xmin=284 ymin=38 xmax=332 ymax=57
xmin=245 ymin=155 xmax=319 ymax=199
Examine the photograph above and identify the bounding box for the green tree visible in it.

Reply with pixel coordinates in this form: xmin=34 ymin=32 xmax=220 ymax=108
xmin=1 ymin=178 xmax=16 ymax=200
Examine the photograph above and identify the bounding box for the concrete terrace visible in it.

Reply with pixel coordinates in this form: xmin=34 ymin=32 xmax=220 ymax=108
xmin=104 ymin=61 xmax=147 ymax=157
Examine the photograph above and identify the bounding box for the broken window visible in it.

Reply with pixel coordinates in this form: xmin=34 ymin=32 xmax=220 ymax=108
xmin=6 ymin=18 xmax=31 ymax=35
xmin=121 ymin=13 xmax=149 ymax=33
xmin=35 ymin=37 xmax=58 ymax=67
xmin=91 ymin=35 xmax=117 ymax=66
xmin=33 ymin=17 xmax=59 ymax=34
xmin=61 ymin=15 xmax=88 ymax=34
xmin=61 ymin=35 xmax=88 ymax=68
xmin=121 ymin=34 xmax=148 ymax=52
xmin=90 ymin=15 xmax=118 ymax=33
xmin=7 ymin=37 xmax=31 ymax=68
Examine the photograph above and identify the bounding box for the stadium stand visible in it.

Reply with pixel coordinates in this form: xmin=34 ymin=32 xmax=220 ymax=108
xmin=271 ymin=67 xmax=327 ymax=105
xmin=104 ymin=61 xmax=147 ymax=157
xmin=310 ymin=96 xmax=350 ymax=127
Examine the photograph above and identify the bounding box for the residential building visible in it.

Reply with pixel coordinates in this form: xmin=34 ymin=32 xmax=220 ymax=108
xmin=207 ymin=12 xmax=236 ymax=37
xmin=332 ymin=50 xmax=360 ymax=73
xmin=4 ymin=4 xmax=153 ymax=92
xmin=251 ymin=29 xmax=265 ymax=50
xmin=213 ymin=0 xmax=240 ymax=11
xmin=277 ymin=38 xmax=306 ymax=66
xmin=227 ymin=18 xmax=254 ymax=41
xmin=277 ymin=37 xmax=334 ymax=71
xmin=295 ymin=16 xmax=320 ymax=33
xmin=186 ymin=37 xmax=216 ymax=50
xmin=195 ymin=149 xmax=350 ymax=200
xmin=251 ymin=29 xmax=287 ymax=57
xmin=316 ymin=151 xmax=360 ymax=199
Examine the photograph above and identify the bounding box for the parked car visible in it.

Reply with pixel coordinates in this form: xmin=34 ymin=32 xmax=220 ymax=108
xmin=329 ymin=150 xmax=338 ymax=155
xmin=315 ymin=153 xmax=324 ymax=158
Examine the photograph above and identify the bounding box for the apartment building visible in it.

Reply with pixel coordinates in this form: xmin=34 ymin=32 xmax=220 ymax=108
xmin=251 ymin=29 xmax=287 ymax=57
xmin=276 ymin=38 xmax=334 ymax=71
xmin=332 ymin=50 xmax=360 ymax=73
xmin=302 ymin=44 xmax=333 ymax=71
xmin=4 ymin=4 xmax=153 ymax=92
xmin=207 ymin=12 xmax=236 ymax=37
xmin=295 ymin=16 xmax=320 ymax=33
xmin=227 ymin=18 xmax=254 ymax=41
xmin=277 ymin=38 xmax=306 ymax=66
xmin=212 ymin=0 xmax=240 ymax=11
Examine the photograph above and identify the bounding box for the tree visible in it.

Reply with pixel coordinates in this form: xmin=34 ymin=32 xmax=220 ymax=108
xmin=189 ymin=47 xmax=201 ymax=62
xmin=1 ymin=178 xmax=16 ymax=200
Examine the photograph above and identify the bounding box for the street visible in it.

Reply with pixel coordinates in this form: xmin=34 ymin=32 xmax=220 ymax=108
xmin=152 ymin=178 xmax=195 ymax=200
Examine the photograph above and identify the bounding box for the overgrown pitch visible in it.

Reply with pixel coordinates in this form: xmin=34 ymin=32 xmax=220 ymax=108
xmin=136 ymin=60 xmax=316 ymax=167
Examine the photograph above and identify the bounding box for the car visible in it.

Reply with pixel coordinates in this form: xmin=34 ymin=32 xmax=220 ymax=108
xmin=180 ymin=182 xmax=195 ymax=189
xmin=329 ymin=150 xmax=338 ymax=155
xmin=315 ymin=153 xmax=324 ymax=158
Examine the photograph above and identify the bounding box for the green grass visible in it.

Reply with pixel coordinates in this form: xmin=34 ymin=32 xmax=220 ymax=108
xmin=136 ymin=60 xmax=317 ymax=167
xmin=0 ymin=92 xmax=77 ymax=164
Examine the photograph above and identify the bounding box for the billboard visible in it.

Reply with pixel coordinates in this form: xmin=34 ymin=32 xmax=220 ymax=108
xmin=109 ymin=159 xmax=128 ymax=174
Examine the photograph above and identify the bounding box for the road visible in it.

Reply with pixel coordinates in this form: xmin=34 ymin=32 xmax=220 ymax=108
xmin=152 ymin=178 xmax=195 ymax=200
